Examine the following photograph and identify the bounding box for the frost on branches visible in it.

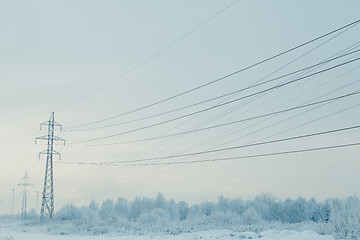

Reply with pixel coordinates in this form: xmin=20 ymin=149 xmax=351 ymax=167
xmin=2 ymin=193 xmax=360 ymax=239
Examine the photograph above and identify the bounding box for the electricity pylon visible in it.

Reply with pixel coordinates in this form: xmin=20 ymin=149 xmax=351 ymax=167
xmin=36 ymin=112 xmax=65 ymax=220
xmin=18 ymin=171 xmax=32 ymax=220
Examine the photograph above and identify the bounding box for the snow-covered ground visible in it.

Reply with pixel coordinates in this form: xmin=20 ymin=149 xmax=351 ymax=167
xmin=0 ymin=227 xmax=336 ymax=240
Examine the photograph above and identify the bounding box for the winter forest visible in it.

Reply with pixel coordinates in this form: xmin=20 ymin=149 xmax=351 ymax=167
xmin=2 ymin=193 xmax=360 ymax=239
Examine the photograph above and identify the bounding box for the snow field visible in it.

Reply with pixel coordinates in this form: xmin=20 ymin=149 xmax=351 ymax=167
xmin=0 ymin=228 xmax=336 ymax=240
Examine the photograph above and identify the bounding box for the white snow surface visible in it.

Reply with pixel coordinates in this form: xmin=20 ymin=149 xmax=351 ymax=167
xmin=0 ymin=227 xmax=336 ymax=240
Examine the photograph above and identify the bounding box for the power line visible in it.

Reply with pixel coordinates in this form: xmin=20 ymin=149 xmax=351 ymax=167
xmin=69 ymin=90 xmax=360 ymax=147
xmin=59 ymin=22 xmax=360 ymax=189
xmin=76 ymin=39 xmax=360 ymax=184
xmin=72 ymin=98 xmax=360 ymax=193
xmin=68 ymin=62 xmax=360 ymax=188
xmin=66 ymin=48 xmax=360 ymax=132
xmin=69 ymin=57 xmax=360 ymax=144
xmin=57 ymin=0 xmax=240 ymax=112
xmin=66 ymin=19 xmax=360 ymax=129
xmin=59 ymin=141 xmax=360 ymax=167
xmin=109 ymin=52 xmax=360 ymax=167
xmin=88 ymin=36 xmax=360 ymax=174
xmin=71 ymin=93 xmax=360 ymax=190
xmin=59 ymin=124 xmax=360 ymax=166
xmin=0 ymin=130 xmax=40 ymax=193
xmin=144 ymin=142 xmax=360 ymax=166
xmin=126 ymin=142 xmax=360 ymax=166
xmin=80 ymin=89 xmax=360 ymax=186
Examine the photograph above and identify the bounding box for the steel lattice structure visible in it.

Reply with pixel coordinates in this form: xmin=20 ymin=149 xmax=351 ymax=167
xmin=36 ymin=112 xmax=65 ymax=220
xmin=18 ymin=171 xmax=32 ymax=220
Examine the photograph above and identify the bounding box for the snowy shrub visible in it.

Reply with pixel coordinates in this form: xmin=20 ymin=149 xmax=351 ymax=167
xmin=199 ymin=201 xmax=214 ymax=216
xmin=228 ymin=197 xmax=246 ymax=215
xmin=210 ymin=210 xmax=242 ymax=226
xmin=137 ymin=208 xmax=170 ymax=225
xmin=241 ymin=207 xmax=262 ymax=225
xmin=26 ymin=209 xmax=38 ymax=220
xmin=81 ymin=200 xmax=100 ymax=222
xmin=55 ymin=204 xmax=84 ymax=221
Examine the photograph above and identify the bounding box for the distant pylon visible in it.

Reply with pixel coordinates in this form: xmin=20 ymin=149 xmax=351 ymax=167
xmin=18 ymin=171 xmax=32 ymax=220
xmin=36 ymin=112 xmax=65 ymax=220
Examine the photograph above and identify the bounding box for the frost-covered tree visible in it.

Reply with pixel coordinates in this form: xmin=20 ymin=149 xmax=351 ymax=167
xmin=55 ymin=204 xmax=84 ymax=221
xmin=319 ymin=200 xmax=331 ymax=222
xmin=27 ymin=208 xmax=38 ymax=220
xmin=329 ymin=196 xmax=360 ymax=239
xmin=199 ymin=201 xmax=214 ymax=216
xmin=129 ymin=196 xmax=155 ymax=220
xmin=177 ymin=201 xmax=189 ymax=220
xmin=129 ymin=196 xmax=143 ymax=220
xmin=306 ymin=198 xmax=323 ymax=222
xmin=99 ymin=199 xmax=114 ymax=220
xmin=267 ymin=199 xmax=282 ymax=222
xmin=155 ymin=193 xmax=166 ymax=209
xmin=216 ymin=195 xmax=230 ymax=213
xmin=79 ymin=199 xmax=100 ymax=221
xmin=166 ymin=198 xmax=179 ymax=220
xmin=252 ymin=193 xmax=273 ymax=220
xmin=242 ymin=207 xmax=261 ymax=225
xmin=229 ymin=197 xmax=245 ymax=215
xmin=89 ymin=199 xmax=99 ymax=211
xmin=113 ymin=197 xmax=129 ymax=220
xmin=138 ymin=208 xmax=170 ymax=225
xmin=281 ymin=197 xmax=308 ymax=223
xmin=48 ymin=192 xmax=360 ymax=238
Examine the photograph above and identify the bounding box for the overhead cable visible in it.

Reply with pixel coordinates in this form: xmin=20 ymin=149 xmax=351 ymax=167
xmin=68 ymin=57 xmax=360 ymax=144
xmin=69 ymin=90 xmax=360 ymax=146
xmin=65 ymin=19 xmax=360 ymax=129
xmin=66 ymin=48 xmax=360 ymax=132
xmin=60 ymin=125 xmax=360 ymax=165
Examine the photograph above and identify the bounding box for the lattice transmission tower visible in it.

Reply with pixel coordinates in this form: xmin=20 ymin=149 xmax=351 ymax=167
xmin=36 ymin=112 xmax=65 ymax=220
xmin=18 ymin=171 xmax=32 ymax=220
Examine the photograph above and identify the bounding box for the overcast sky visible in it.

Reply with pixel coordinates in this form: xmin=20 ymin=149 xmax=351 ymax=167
xmin=1 ymin=0 xmax=360 ymax=215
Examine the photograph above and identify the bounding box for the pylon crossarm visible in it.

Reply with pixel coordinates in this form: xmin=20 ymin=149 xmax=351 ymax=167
xmin=52 ymin=150 xmax=62 ymax=160
xmin=35 ymin=135 xmax=50 ymax=143
xmin=53 ymin=136 xmax=66 ymax=145
xmin=53 ymin=122 xmax=62 ymax=130
xmin=39 ymin=150 xmax=49 ymax=155
xmin=40 ymin=121 xmax=62 ymax=130
xmin=40 ymin=121 xmax=50 ymax=129
xmin=52 ymin=150 xmax=60 ymax=155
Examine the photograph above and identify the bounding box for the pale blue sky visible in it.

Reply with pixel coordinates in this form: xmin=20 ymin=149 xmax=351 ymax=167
xmin=1 ymin=1 xmax=360 ymax=214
